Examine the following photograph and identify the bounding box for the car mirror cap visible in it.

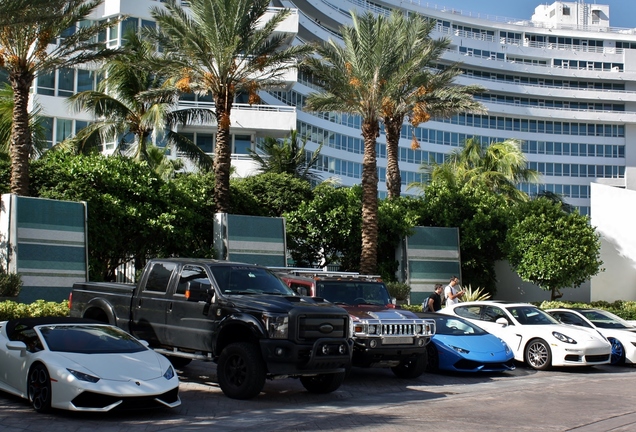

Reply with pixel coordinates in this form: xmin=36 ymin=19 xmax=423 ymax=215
xmin=496 ymin=317 xmax=508 ymax=326
xmin=6 ymin=341 xmax=27 ymax=351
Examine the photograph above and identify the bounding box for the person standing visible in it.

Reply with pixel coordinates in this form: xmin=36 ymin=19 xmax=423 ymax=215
xmin=424 ymin=284 xmax=444 ymax=312
xmin=444 ymin=276 xmax=465 ymax=307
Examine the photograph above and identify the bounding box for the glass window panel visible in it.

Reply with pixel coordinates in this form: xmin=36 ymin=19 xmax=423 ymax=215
xmin=58 ymin=68 xmax=75 ymax=96
xmin=37 ymin=72 xmax=55 ymax=96
xmin=196 ymin=133 xmax=214 ymax=153
xmin=233 ymin=134 xmax=251 ymax=154
xmin=77 ymin=69 xmax=95 ymax=92
xmin=56 ymin=118 xmax=73 ymax=143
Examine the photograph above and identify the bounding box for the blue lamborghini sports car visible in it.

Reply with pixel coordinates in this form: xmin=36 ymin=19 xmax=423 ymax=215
xmin=420 ymin=313 xmax=516 ymax=373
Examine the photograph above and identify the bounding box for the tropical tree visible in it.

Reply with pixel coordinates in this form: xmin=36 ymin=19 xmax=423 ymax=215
xmin=0 ymin=83 xmax=47 ymax=158
xmin=505 ymin=197 xmax=603 ymax=301
xmin=418 ymin=137 xmax=540 ymax=202
xmin=380 ymin=13 xmax=485 ymax=199
xmin=304 ymin=11 xmax=409 ymax=274
xmin=248 ymin=130 xmax=323 ymax=182
xmin=0 ymin=0 xmax=118 ymax=196
xmin=149 ymin=0 xmax=313 ymax=214
xmin=65 ymin=31 xmax=214 ymax=171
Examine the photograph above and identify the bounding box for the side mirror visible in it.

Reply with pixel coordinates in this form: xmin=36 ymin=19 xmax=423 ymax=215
xmin=495 ymin=317 xmax=508 ymax=327
xmin=6 ymin=341 xmax=27 ymax=352
xmin=391 ymin=297 xmax=397 ymax=305
xmin=185 ymin=281 xmax=213 ymax=302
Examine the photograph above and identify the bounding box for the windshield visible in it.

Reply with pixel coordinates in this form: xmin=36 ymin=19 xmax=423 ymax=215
xmin=315 ymin=281 xmax=391 ymax=306
xmin=578 ymin=309 xmax=634 ymax=329
xmin=39 ymin=325 xmax=147 ymax=354
xmin=507 ymin=306 xmax=560 ymax=325
xmin=432 ymin=315 xmax=487 ymax=336
xmin=210 ymin=266 xmax=294 ymax=296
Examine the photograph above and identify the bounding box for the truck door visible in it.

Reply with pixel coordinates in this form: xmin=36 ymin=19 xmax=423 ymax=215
xmin=131 ymin=261 xmax=178 ymax=346
xmin=166 ymin=264 xmax=216 ymax=352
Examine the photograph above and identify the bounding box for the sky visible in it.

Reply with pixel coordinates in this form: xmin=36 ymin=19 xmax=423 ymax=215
xmin=427 ymin=0 xmax=636 ymax=29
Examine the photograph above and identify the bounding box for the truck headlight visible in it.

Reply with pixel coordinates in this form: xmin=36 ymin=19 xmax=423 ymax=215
xmin=263 ymin=313 xmax=289 ymax=339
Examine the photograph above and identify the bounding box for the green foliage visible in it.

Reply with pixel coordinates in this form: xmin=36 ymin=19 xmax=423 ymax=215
xmin=538 ymin=300 xmax=636 ymax=321
xmin=377 ymin=197 xmax=424 ymax=280
xmin=418 ymin=180 xmax=513 ymax=295
xmin=249 ymin=131 xmax=323 ymax=182
xmin=400 ymin=304 xmax=423 ymax=313
xmin=30 ymin=152 xmax=197 ymax=280
xmin=505 ymin=197 xmax=603 ymax=300
xmin=285 ymin=184 xmax=362 ymax=270
xmin=0 ymin=273 xmax=21 ymax=297
xmin=0 ymin=300 xmax=69 ymax=320
xmin=385 ymin=281 xmax=411 ymax=301
xmin=461 ymin=284 xmax=491 ymax=302
xmin=231 ymin=173 xmax=313 ymax=217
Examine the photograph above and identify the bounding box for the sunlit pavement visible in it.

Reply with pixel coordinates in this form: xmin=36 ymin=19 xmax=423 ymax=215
xmin=1 ymin=361 xmax=636 ymax=431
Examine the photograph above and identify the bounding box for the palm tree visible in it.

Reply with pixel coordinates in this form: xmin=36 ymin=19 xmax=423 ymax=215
xmin=0 ymin=0 xmax=118 ymax=195
xmin=149 ymin=0 xmax=313 ymax=214
xmin=248 ymin=130 xmax=323 ymax=182
xmin=304 ymin=11 xmax=409 ymax=274
xmin=417 ymin=137 xmax=540 ymax=202
xmin=0 ymin=83 xmax=48 ymax=159
xmin=381 ymin=14 xmax=486 ymax=199
xmin=65 ymin=30 xmax=214 ymax=170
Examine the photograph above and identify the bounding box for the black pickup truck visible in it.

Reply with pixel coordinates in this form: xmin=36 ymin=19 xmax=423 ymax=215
xmin=69 ymin=258 xmax=352 ymax=399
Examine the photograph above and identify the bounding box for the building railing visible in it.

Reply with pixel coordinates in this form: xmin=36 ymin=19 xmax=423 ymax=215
xmin=178 ymin=100 xmax=296 ymax=114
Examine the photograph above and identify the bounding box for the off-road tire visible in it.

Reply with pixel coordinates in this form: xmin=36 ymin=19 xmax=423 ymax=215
xmin=217 ymin=342 xmax=266 ymax=399
xmin=391 ymin=352 xmax=428 ymax=378
xmin=300 ymin=371 xmax=346 ymax=394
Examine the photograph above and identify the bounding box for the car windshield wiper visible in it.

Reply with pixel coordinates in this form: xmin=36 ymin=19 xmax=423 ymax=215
xmin=224 ymin=290 xmax=258 ymax=295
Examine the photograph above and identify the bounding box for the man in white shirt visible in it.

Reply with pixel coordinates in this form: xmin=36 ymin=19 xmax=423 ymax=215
xmin=444 ymin=276 xmax=465 ymax=307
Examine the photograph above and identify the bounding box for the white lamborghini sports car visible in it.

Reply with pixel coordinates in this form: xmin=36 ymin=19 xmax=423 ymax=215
xmin=0 ymin=317 xmax=180 ymax=412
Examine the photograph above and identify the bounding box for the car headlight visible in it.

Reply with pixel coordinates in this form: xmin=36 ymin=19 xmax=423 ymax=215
xmin=368 ymin=324 xmax=378 ymax=335
xmin=450 ymin=345 xmax=470 ymax=354
xmin=163 ymin=365 xmax=175 ymax=380
xmin=263 ymin=313 xmax=289 ymax=339
xmin=67 ymin=368 xmax=100 ymax=383
xmin=552 ymin=331 xmax=577 ymax=344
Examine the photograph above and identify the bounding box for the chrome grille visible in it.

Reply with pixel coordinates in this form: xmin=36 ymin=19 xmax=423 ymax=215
xmin=382 ymin=324 xmax=417 ymax=336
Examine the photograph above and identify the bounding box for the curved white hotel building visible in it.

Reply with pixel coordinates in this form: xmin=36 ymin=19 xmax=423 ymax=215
xmin=25 ymin=0 xmax=636 ymax=215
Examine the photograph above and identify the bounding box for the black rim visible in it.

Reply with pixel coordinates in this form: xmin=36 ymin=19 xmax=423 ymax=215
xmin=28 ymin=366 xmax=50 ymax=411
xmin=225 ymin=353 xmax=248 ymax=387
xmin=609 ymin=338 xmax=624 ymax=365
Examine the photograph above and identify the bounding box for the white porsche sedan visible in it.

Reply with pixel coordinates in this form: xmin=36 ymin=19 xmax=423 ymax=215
xmin=547 ymin=308 xmax=636 ymax=365
xmin=440 ymin=301 xmax=611 ymax=370
xmin=0 ymin=317 xmax=180 ymax=413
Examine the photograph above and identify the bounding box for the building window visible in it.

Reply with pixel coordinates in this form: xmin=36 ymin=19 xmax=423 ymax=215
xmin=233 ymin=134 xmax=252 ymax=154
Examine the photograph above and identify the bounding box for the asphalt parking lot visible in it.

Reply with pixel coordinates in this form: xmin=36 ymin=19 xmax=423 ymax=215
xmin=1 ymin=361 xmax=636 ymax=432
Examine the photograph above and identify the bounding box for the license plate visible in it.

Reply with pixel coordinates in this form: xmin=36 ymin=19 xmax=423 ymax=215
xmin=382 ymin=337 xmax=414 ymax=345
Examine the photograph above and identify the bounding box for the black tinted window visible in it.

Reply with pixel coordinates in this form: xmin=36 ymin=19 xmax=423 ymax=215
xmin=144 ymin=262 xmax=177 ymax=293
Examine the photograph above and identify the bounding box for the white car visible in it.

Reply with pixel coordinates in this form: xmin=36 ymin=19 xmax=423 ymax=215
xmin=440 ymin=301 xmax=611 ymax=370
xmin=547 ymin=308 xmax=636 ymax=365
xmin=0 ymin=317 xmax=181 ymax=412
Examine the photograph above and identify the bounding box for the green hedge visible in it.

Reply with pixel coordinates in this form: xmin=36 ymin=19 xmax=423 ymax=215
xmin=0 ymin=300 xmax=70 ymax=321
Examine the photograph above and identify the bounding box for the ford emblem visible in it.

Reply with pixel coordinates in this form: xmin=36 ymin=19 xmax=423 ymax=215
xmin=319 ymin=324 xmax=334 ymax=334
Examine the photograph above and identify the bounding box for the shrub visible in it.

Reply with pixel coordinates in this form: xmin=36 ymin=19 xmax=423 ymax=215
xmin=0 ymin=300 xmax=69 ymax=321
xmin=385 ymin=282 xmax=411 ymax=301
xmin=0 ymin=272 xmax=22 ymax=297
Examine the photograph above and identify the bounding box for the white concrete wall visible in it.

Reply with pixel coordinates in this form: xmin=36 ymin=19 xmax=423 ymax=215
xmin=590 ymin=183 xmax=636 ymax=301
xmin=495 ymin=261 xmax=590 ymax=302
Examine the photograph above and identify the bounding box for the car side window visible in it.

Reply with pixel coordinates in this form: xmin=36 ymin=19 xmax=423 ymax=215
xmin=455 ymin=305 xmax=482 ymax=320
xmin=13 ymin=327 xmax=44 ymax=352
xmin=554 ymin=312 xmax=591 ymax=328
xmin=176 ymin=265 xmax=212 ymax=296
xmin=144 ymin=262 xmax=177 ymax=293
xmin=484 ymin=306 xmax=509 ymax=324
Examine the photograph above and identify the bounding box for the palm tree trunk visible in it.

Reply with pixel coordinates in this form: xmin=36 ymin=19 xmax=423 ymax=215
xmin=9 ymin=73 xmax=34 ymax=196
xmin=360 ymin=120 xmax=379 ymax=275
xmin=384 ymin=116 xmax=403 ymax=200
xmin=214 ymin=93 xmax=233 ymax=214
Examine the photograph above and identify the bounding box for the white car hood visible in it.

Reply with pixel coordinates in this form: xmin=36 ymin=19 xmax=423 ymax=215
xmin=59 ymin=350 xmax=164 ymax=381
xmin=545 ymin=324 xmax=606 ymax=342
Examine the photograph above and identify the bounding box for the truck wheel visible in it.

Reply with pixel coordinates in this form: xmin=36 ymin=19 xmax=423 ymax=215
xmin=167 ymin=356 xmax=192 ymax=368
xmin=391 ymin=353 xmax=428 ymax=379
xmin=300 ymin=371 xmax=345 ymax=394
xmin=217 ymin=342 xmax=266 ymax=399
